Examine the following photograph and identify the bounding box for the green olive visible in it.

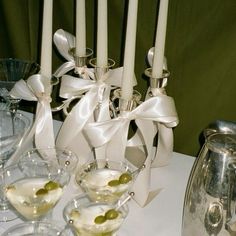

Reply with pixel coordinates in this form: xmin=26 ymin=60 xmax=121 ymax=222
xmin=105 ymin=209 xmax=119 ymax=220
xmin=119 ymin=173 xmax=132 ymax=184
xmin=36 ymin=188 xmax=48 ymax=196
xmin=108 ymin=179 xmax=120 ymax=187
xmin=70 ymin=209 xmax=80 ymax=219
xmin=44 ymin=181 xmax=60 ymax=191
xmin=6 ymin=185 xmax=16 ymax=191
xmin=94 ymin=215 xmax=106 ymax=224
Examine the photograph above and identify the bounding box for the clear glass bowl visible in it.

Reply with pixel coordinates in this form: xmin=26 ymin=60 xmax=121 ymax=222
xmin=20 ymin=147 xmax=79 ymax=173
xmin=3 ymin=158 xmax=71 ymax=221
xmin=75 ymin=159 xmax=134 ymax=204
xmin=1 ymin=221 xmax=71 ymax=236
xmin=63 ymin=194 xmax=129 ymax=236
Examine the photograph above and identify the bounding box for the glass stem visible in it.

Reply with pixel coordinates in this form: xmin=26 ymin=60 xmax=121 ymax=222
xmin=0 ymin=162 xmax=8 ymax=211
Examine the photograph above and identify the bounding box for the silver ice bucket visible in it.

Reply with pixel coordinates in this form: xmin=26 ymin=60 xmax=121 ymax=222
xmin=182 ymin=120 xmax=236 ymax=236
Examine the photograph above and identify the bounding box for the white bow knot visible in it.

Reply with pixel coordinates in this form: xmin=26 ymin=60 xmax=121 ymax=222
xmin=9 ymin=74 xmax=55 ymax=163
xmin=53 ymin=29 xmax=93 ymax=79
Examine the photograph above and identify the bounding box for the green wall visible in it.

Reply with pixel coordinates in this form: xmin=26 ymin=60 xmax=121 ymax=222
xmin=1 ymin=0 xmax=236 ymax=157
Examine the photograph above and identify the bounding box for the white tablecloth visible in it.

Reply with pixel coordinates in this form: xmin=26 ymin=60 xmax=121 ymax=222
xmin=1 ymin=111 xmax=196 ymax=235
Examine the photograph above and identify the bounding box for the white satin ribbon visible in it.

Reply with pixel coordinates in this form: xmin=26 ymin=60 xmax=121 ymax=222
xmin=56 ymin=67 xmax=137 ymax=163
xmin=84 ymin=95 xmax=178 ymax=206
xmin=8 ymin=74 xmax=55 ymax=163
xmin=53 ymin=29 xmax=94 ymax=79
xmin=141 ymin=48 xmax=174 ymax=167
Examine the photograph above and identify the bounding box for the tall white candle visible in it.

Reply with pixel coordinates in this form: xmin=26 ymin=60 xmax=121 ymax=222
xmin=121 ymin=0 xmax=138 ymax=100
xmin=76 ymin=0 xmax=86 ymax=56
xmin=40 ymin=0 xmax=53 ymax=80
xmin=152 ymin=0 xmax=169 ymax=78
xmin=96 ymin=0 xmax=108 ymax=68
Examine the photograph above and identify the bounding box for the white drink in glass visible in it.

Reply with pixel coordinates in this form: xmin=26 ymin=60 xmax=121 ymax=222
xmin=69 ymin=203 xmax=125 ymax=236
xmin=76 ymin=160 xmax=133 ymax=203
xmin=5 ymin=177 xmax=63 ymax=220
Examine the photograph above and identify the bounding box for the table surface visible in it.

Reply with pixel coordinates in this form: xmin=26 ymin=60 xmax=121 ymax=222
xmin=1 ymin=111 xmax=196 ymax=235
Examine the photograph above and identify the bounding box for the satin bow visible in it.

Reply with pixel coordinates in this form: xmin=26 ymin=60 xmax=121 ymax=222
xmin=53 ymin=29 xmax=94 ymax=79
xmin=84 ymin=95 xmax=178 ymax=206
xmin=56 ymin=66 xmax=137 ymax=163
xmin=8 ymin=74 xmax=55 ymax=163
xmin=141 ymin=47 xmax=175 ymax=167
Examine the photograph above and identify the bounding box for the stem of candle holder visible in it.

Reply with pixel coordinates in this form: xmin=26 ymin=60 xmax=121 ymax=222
xmin=88 ymin=58 xmax=116 ymax=121
xmin=144 ymin=68 xmax=170 ymax=97
xmin=111 ymin=88 xmax=141 ymax=116
xmin=89 ymin=58 xmax=115 ymax=81
xmin=69 ymin=47 xmax=93 ymax=74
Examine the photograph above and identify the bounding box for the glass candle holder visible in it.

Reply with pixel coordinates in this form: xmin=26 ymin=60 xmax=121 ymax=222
xmin=144 ymin=68 xmax=170 ymax=97
xmin=69 ymin=47 xmax=93 ymax=75
xmin=89 ymin=58 xmax=115 ymax=81
xmin=111 ymin=88 xmax=142 ymax=115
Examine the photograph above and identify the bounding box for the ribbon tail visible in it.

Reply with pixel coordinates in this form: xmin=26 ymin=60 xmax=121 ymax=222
xmin=35 ymin=102 xmax=55 ymax=149
xmin=53 ymin=61 xmax=75 ymax=78
xmin=152 ymin=123 xmax=174 ymax=167
xmin=106 ymin=121 xmax=130 ymax=162
xmin=56 ymin=89 xmax=98 ymax=164
xmin=130 ymin=119 xmax=161 ymax=207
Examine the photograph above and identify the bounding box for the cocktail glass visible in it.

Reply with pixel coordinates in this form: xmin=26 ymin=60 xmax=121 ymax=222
xmin=0 ymin=58 xmax=40 ymax=113
xmin=1 ymin=221 xmax=72 ymax=236
xmin=3 ymin=157 xmax=71 ymax=221
xmin=19 ymin=147 xmax=79 ymax=174
xmin=63 ymin=194 xmax=129 ymax=236
xmin=0 ymin=110 xmax=30 ymax=222
xmin=75 ymin=159 xmax=134 ymax=204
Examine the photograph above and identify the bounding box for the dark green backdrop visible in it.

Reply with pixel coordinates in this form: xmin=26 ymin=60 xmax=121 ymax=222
xmin=1 ymin=0 xmax=236 ymax=157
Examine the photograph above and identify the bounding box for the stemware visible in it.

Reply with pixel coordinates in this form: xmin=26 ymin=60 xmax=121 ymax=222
xmin=3 ymin=158 xmax=71 ymax=221
xmin=75 ymin=159 xmax=135 ymax=204
xmin=0 ymin=58 xmax=40 ymax=113
xmin=19 ymin=147 xmax=79 ymax=174
xmin=0 ymin=110 xmax=30 ymax=222
xmin=63 ymin=193 xmax=129 ymax=236
xmin=1 ymin=221 xmax=72 ymax=236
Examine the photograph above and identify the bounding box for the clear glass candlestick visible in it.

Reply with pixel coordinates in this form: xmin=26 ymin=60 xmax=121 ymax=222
xmin=88 ymin=58 xmax=115 ymax=121
xmin=89 ymin=58 xmax=115 ymax=81
xmin=111 ymin=88 xmax=142 ymax=116
xmin=69 ymin=47 xmax=93 ymax=75
xmin=144 ymin=68 xmax=170 ymax=97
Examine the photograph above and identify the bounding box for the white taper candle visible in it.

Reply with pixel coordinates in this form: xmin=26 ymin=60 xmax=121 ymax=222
xmin=96 ymin=0 xmax=108 ymax=68
xmin=152 ymin=0 xmax=169 ymax=78
xmin=40 ymin=0 xmax=53 ymax=80
xmin=76 ymin=0 xmax=86 ymax=56
xmin=121 ymin=0 xmax=138 ymax=100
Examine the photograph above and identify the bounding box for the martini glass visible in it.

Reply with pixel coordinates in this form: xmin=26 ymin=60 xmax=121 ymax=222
xmin=75 ymin=159 xmax=135 ymax=204
xmin=19 ymin=147 xmax=79 ymax=174
xmin=3 ymin=157 xmax=71 ymax=222
xmin=0 ymin=110 xmax=30 ymax=222
xmin=1 ymin=221 xmax=73 ymax=236
xmin=63 ymin=193 xmax=129 ymax=236
xmin=0 ymin=58 xmax=40 ymax=113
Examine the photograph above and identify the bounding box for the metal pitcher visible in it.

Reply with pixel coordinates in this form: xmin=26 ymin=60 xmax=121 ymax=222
xmin=182 ymin=120 xmax=236 ymax=236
